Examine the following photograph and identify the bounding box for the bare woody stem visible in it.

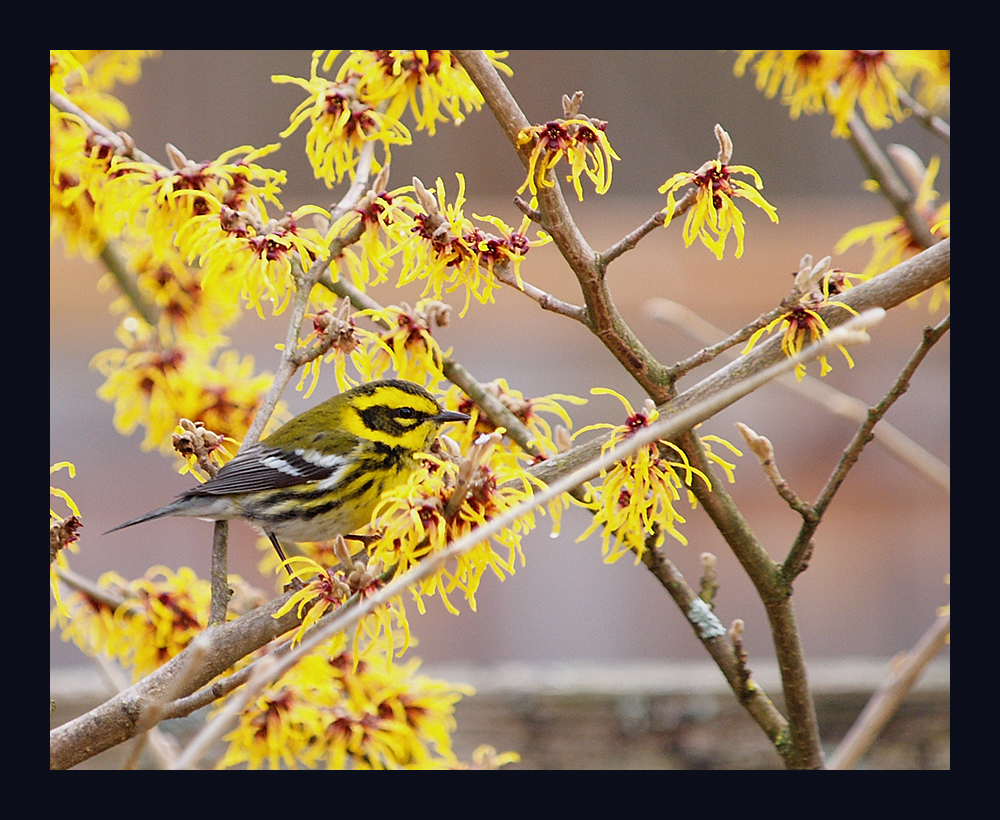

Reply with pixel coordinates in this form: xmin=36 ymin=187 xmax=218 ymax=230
xmin=665 ymin=292 xmax=802 ymax=382
xmin=846 ymin=111 xmax=938 ymax=249
xmin=454 ymin=50 xmax=675 ymax=402
xmin=785 ymin=313 xmax=951 ymax=579
xmin=828 ymin=612 xmax=951 ymax=770
xmin=529 ymin=239 xmax=950 ymax=491
xmin=638 ymin=541 xmax=790 ymax=747
xmin=897 ymin=89 xmax=951 ymax=144
xmin=598 ymin=188 xmax=698 ymax=267
xmin=678 ymin=430 xmax=824 ymax=768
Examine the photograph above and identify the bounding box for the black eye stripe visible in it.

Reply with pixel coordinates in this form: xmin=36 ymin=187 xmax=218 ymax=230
xmin=358 ymin=403 xmax=430 ymax=434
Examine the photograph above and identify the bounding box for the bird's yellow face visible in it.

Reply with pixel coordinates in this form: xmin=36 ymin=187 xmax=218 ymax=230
xmin=265 ymin=379 xmax=468 ymax=456
xmin=341 ymin=381 xmax=459 ymax=452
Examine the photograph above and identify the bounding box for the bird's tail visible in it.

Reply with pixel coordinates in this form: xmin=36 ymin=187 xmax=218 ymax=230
xmin=103 ymin=500 xmax=192 ymax=535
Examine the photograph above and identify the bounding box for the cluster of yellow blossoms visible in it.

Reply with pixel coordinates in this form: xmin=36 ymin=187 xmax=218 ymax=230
xmin=734 ymin=50 xmax=949 ymax=137
xmin=51 ymin=50 xmax=947 ymax=769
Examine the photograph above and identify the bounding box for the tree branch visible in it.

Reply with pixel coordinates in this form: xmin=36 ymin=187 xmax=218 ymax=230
xmin=529 ymin=239 xmax=949 ymax=490
xmin=455 ymin=49 xmax=674 ymax=401
xmin=847 ymin=110 xmax=938 ymax=249
xmin=638 ymin=542 xmax=790 ymax=747
xmin=828 ymin=613 xmax=950 ymax=770
xmin=598 ymin=188 xmax=698 ymax=267
xmin=50 ymin=587 xmax=308 ymax=769
xmin=786 ymin=312 xmax=950 ymax=579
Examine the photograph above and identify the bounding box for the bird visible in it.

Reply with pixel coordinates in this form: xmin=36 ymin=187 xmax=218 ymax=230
xmin=105 ymin=379 xmax=470 ymax=568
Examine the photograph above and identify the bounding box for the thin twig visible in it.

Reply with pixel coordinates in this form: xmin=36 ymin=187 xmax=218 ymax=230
xmin=698 ymin=552 xmax=720 ymax=606
xmin=828 ymin=613 xmax=950 ymax=770
xmin=728 ymin=619 xmax=753 ymax=696
xmin=664 ymin=294 xmax=801 ymax=382
xmin=785 ymin=314 xmax=950 ymax=580
xmin=846 ymin=109 xmax=938 ymax=249
xmin=598 ymin=188 xmax=697 ymax=268
xmin=513 ymin=195 xmax=543 ymax=223
xmin=492 ymin=262 xmax=588 ymax=322
xmin=736 ymin=422 xmax=815 ymax=518
xmin=897 ymin=88 xmax=950 ymax=144
xmin=55 ymin=566 xmax=128 ymax=611
xmin=648 ymin=296 xmax=950 ymax=491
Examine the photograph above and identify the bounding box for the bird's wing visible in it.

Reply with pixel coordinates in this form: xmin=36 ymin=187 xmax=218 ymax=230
xmin=182 ymin=444 xmax=350 ymax=497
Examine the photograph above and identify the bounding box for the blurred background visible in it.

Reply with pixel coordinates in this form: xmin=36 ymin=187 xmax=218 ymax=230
xmin=51 ymin=51 xmax=949 ymax=678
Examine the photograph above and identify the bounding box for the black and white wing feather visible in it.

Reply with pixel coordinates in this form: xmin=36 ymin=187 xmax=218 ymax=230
xmin=181 ymin=444 xmax=351 ymax=497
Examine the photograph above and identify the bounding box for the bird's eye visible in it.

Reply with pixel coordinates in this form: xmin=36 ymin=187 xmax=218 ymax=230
xmin=396 ymin=406 xmax=416 ymax=419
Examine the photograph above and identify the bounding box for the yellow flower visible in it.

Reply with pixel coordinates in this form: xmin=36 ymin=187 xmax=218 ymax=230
xmin=50 ymin=50 xmax=155 ymax=130
xmin=50 ymin=461 xmax=81 ymax=522
xmin=393 ymin=174 xmax=496 ymax=316
xmin=216 ymin=639 xmax=474 ymax=769
xmin=741 ymin=260 xmax=862 ymax=380
xmin=735 ymin=50 xmax=948 ymax=137
xmin=50 ymin=462 xmax=83 ymax=615
xmin=826 ymin=50 xmax=940 ymax=138
xmin=338 ymin=50 xmax=510 ymax=135
xmin=472 ymin=208 xmax=551 ymax=289
xmin=91 ymin=321 xmax=278 ymax=455
xmin=100 ymin=143 xmax=287 ymax=266
xmin=361 ymin=301 xmax=450 ymax=388
xmin=385 ymin=179 xmax=548 ymax=317
xmin=734 ymin=50 xmax=831 ymax=120
xmin=180 ymin=200 xmax=330 ymax=317
xmin=370 ymin=432 xmax=536 ymax=615
xmin=49 ymin=110 xmax=124 ymax=259
xmin=52 ymin=566 xmax=229 ymax=682
xmin=273 ymin=557 xmax=353 ymax=645
xmin=660 ymin=125 xmax=778 ymax=260
xmin=330 ymin=184 xmax=413 ymax=291
xmin=103 ymin=242 xmax=243 ymax=342
xmin=895 ymin=50 xmax=950 ymax=112
xmin=219 ymin=681 xmax=327 ymax=770
xmin=836 ymin=155 xmax=949 ymax=279
xmin=52 ymin=570 xmax=128 ymax=664
xmin=573 ymin=389 xmax=713 ymax=563
xmin=517 ymin=116 xmax=621 ymax=200
xmin=273 ymin=51 xmax=412 ymax=186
